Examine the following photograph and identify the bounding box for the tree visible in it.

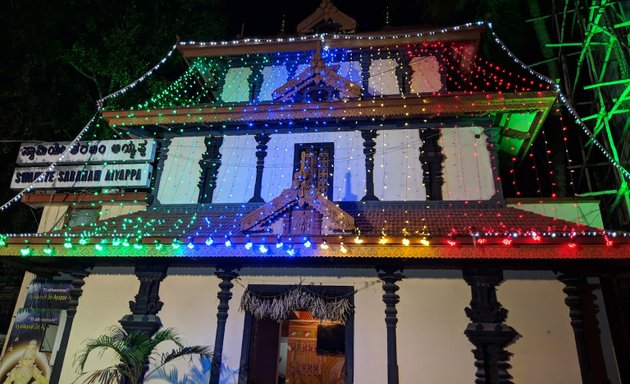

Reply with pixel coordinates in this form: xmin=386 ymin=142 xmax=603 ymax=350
xmin=73 ymin=326 xmax=212 ymax=384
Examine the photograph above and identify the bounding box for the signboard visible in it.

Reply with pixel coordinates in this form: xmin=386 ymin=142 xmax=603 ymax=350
xmin=10 ymin=163 xmax=153 ymax=190
xmin=16 ymin=139 xmax=157 ymax=165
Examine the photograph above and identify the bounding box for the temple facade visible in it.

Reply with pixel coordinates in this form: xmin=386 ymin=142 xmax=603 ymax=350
xmin=1 ymin=2 xmax=628 ymax=384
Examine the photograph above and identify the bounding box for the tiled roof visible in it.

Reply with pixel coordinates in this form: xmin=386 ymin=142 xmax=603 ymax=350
xmin=51 ymin=202 xmax=594 ymax=239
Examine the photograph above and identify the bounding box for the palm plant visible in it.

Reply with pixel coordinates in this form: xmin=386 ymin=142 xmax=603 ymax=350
xmin=73 ymin=326 xmax=212 ymax=384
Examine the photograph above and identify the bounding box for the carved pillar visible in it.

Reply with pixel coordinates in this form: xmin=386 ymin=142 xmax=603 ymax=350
xmin=361 ymin=130 xmax=379 ymax=201
xmin=482 ymin=128 xmax=504 ymax=201
xmin=249 ymin=133 xmax=271 ymax=203
xmin=360 ymin=55 xmax=372 ymax=97
xmin=558 ymin=274 xmax=611 ymax=384
xmin=119 ymin=264 xmax=168 ymax=337
xmin=118 ymin=264 xmax=168 ymax=384
xmin=153 ymin=135 xmax=173 ymax=205
xmin=419 ymin=128 xmax=444 ymax=200
xmin=209 ymin=267 xmax=239 ymax=384
xmin=395 ymin=51 xmax=410 ymax=95
xmin=378 ymin=268 xmax=403 ymax=384
xmin=198 ymin=135 xmax=224 ymax=203
xmin=463 ymin=269 xmax=519 ymax=384
xmin=50 ymin=270 xmax=89 ymax=384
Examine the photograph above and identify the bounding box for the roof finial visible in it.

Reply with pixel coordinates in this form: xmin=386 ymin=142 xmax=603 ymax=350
xmin=384 ymin=5 xmax=391 ymax=26
xmin=280 ymin=14 xmax=286 ymax=35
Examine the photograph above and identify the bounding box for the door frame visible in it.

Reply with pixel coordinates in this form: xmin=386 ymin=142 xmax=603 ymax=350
xmin=238 ymin=284 xmax=354 ymax=384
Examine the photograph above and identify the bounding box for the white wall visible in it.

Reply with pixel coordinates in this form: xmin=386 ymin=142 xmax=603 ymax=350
xmin=59 ymin=269 xmax=139 ymax=384
xmin=156 ymin=127 xmax=498 ymax=205
xmin=374 ymin=130 xmax=426 ymax=201
xmin=507 ymin=199 xmax=604 ymax=229
xmin=261 ymin=131 xmax=364 ymax=202
xmin=145 ymin=270 xmax=220 ymax=383
xmin=258 ymin=66 xmax=289 ymax=102
xmin=397 ymin=272 xmax=473 ymax=383
xmin=221 ymin=67 xmax=252 ymax=103
xmin=53 ymin=268 xmax=591 ymax=384
xmin=500 ymin=272 xmax=581 ymax=384
xmin=157 ymin=136 xmax=206 ymax=204
xmin=441 ymin=127 xmax=496 ymax=200
xmin=213 ymin=135 xmax=257 ymax=203
xmin=369 ymin=59 xmax=400 ymax=96
xmin=38 ymin=205 xmax=68 ymax=232
xmin=409 ymin=55 xmax=442 ymax=93
xmin=100 ymin=202 xmax=146 ymax=221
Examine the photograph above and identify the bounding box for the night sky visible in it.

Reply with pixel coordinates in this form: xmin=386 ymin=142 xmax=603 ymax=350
xmin=224 ymin=0 xmax=391 ymax=37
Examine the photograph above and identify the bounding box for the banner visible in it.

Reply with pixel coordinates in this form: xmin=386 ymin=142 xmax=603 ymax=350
xmin=0 ymin=280 xmax=72 ymax=384
xmin=16 ymin=139 xmax=157 ymax=165
xmin=10 ymin=163 xmax=153 ymax=190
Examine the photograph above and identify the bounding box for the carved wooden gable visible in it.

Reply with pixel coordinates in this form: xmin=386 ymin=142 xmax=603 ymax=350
xmin=272 ymin=47 xmax=362 ymax=103
xmin=240 ymin=148 xmax=354 ymax=235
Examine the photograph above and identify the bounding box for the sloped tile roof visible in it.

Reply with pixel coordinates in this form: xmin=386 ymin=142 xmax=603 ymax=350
xmin=52 ymin=202 xmax=593 ymax=239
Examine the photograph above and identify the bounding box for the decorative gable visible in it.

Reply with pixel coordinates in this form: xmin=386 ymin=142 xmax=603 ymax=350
xmin=272 ymin=47 xmax=362 ymax=103
xmin=240 ymin=149 xmax=355 ymax=235
xmin=297 ymin=0 xmax=356 ymax=34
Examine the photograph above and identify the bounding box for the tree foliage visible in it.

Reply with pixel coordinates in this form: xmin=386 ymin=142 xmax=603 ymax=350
xmin=73 ymin=326 xmax=212 ymax=384
xmin=0 ymin=0 xmax=226 ymax=233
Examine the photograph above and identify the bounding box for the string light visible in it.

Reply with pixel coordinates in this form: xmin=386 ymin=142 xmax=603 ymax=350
xmin=1 ymin=21 xmax=628 ymax=257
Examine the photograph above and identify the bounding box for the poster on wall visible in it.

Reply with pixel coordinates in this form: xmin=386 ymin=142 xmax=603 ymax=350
xmin=0 ymin=280 xmax=71 ymax=384
xmin=16 ymin=139 xmax=157 ymax=165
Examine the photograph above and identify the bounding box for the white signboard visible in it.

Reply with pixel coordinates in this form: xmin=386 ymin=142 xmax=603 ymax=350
xmin=10 ymin=164 xmax=153 ymax=190
xmin=16 ymin=139 xmax=157 ymax=165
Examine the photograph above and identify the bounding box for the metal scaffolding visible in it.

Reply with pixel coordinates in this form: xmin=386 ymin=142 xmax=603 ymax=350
xmin=548 ymin=0 xmax=630 ymax=229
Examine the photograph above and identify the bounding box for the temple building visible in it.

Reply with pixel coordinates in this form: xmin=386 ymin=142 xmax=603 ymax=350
xmin=1 ymin=2 xmax=629 ymax=383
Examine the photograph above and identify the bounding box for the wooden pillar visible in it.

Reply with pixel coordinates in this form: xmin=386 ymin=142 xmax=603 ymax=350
xmin=209 ymin=267 xmax=238 ymax=384
xmin=361 ymin=130 xmax=379 ymax=201
xmin=482 ymin=128 xmax=504 ymax=201
xmin=558 ymin=274 xmax=611 ymax=384
xmin=152 ymin=135 xmax=172 ymax=205
xmin=249 ymin=133 xmax=270 ymax=203
xmin=118 ymin=264 xmax=168 ymax=384
xmin=418 ymin=128 xmax=444 ymax=200
xmin=378 ymin=267 xmax=403 ymax=384
xmin=463 ymin=269 xmax=519 ymax=384
xmin=198 ymin=135 xmax=224 ymax=203
xmin=50 ymin=269 xmax=89 ymax=384
xmin=119 ymin=264 xmax=168 ymax=336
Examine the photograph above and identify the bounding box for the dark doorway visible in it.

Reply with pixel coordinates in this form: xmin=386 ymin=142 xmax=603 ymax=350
xmin=239 ymin=285 xmax=354 ymax=384
xmin=293 ymin=142 xmax=335 ymax=199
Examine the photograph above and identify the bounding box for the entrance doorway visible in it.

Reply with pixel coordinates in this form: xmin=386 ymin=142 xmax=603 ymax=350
xmin=239 ymin=285 xmax=354 ymax=384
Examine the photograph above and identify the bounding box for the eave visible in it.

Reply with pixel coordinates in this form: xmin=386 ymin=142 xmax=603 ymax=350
xmin=1 ymin=236 xmax=628 ymax=260
xmin=177 ymin=25 xmax=484 ymax=58
xmin=20 ymin=192 xmax=148 ymax=209
xmin=102 ymin=92 xmax=556 ymax=128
